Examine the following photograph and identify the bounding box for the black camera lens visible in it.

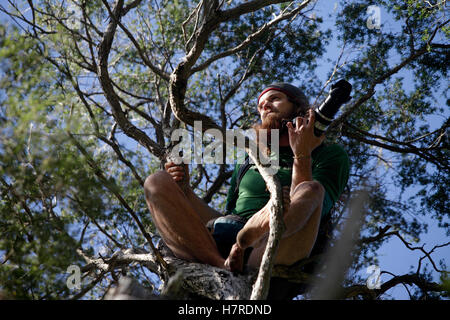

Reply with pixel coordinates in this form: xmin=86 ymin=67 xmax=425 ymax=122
xmin=313 ymin=79 xmax=352 ymax=136
xmin=280 ymin=80 xmax=351 ymax=136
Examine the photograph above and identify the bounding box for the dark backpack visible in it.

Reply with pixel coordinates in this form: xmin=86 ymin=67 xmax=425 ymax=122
xmin=225 ymin=156 xmax=251 ymax=215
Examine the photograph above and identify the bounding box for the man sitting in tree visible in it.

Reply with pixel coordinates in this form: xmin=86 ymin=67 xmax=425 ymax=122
xmin=144 ymin=83 xmax=349 ymax=273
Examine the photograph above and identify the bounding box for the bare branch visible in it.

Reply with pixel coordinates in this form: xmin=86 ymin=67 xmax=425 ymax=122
xmin=191 ymin=1 xmax=308 ymax=73
xmin=313 ymin=41 xmax=349 ymax=107
xmin=202 ymin=165 xmax=233 ymax=203
xmin=359 ymin=226 xmax=449 ymax=275
xmin=248 ymin=149 xmax=285 ymax=300
xmin=96 ymin=134 xmax=145 ymax=187
xmin=343 ymin=273 xmax=446 ymax=299
xmin=97 ymin=0 xmax=165 ymax=159
xmin=112 ymin=8 xmax=171 ymax=81
xmin=342 ymin=126 xmax=449 ymax=170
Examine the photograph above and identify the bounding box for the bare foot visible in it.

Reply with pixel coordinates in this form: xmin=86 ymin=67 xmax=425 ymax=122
xmin=237 ymin=187 xmax=290 ymax=249
xmin=224 ymin=243 xmax=244 ymax=273
xmin=236 ymin=205 xmax=270 ymax=249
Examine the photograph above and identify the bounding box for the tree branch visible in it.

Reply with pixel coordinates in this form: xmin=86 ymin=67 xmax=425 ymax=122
xmin=67 ymin=132 xmax=168 ymax=272
xmin=97 ymin=0 xmax=164 ymax=159
xmin=246 ymin=147 xmax=285 ymax=300
xmin=329 ymin=19 xmax=449 ymax=132
xmin=342 ymin=126 xmax=449 ymax=170
xmin=202 ymin=166 xmax=233 ymax=203
xmin=191 ymin=1 xmax=310 ymax=73
xmin=342 ymin=273 xmax=446 ymax=299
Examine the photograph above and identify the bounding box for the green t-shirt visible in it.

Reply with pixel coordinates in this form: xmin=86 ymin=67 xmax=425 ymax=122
xmin=225 ymin=144 xmax=350 ymax=220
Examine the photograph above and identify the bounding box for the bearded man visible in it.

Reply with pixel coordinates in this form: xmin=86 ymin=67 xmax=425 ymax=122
xmin=143 ymin=83 xmax=349 ymax=274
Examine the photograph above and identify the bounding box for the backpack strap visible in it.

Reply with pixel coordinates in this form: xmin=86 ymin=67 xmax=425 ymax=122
xmin=225 ymin=155 xmax=251 ymax=214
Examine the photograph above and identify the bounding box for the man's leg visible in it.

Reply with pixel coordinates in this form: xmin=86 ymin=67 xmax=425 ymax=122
xmin=144 ymin=170 xmax=226 ymax=269
xmin=232 ymin=181 xmax=324 ymax=269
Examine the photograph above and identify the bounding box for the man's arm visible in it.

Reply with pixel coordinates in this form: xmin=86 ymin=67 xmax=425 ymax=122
xmin=287 ymin=109 xmax=325 ymax=195
xmin=291 ymin=156 xmax=313 ymax=192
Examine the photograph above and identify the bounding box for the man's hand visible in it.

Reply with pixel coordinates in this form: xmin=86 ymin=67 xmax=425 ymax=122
xmin=286 ymin=109 xmax=325 ymax=157
xmin=164 ymin=161 xmax=190 ymax=192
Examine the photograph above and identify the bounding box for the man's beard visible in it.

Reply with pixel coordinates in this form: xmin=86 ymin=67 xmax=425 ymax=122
xmin=254 ymin=112 xmax=290 ymax=141
xmin=261 ymin=112 xmax=283 ymax=130
xmin=253 ymin=112 xmax=289 ymax=154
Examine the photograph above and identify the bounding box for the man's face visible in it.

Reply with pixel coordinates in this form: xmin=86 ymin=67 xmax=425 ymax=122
xmin=257 ymin=90 xmax=296 ymax=129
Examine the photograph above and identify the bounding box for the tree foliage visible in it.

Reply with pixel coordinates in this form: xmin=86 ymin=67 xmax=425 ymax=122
xmin=0 ymin=0 xmax=448 ymax=300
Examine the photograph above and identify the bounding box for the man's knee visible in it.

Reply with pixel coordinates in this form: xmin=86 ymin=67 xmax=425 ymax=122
xmin=144 ymin=170 xmax=174 ymax=198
